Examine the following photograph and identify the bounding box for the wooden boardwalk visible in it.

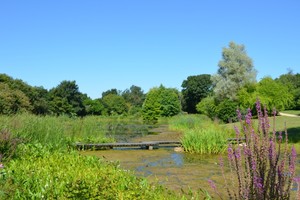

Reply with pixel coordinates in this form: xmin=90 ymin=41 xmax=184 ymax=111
xmin=76 ymin=141 xmax=182 ymax=150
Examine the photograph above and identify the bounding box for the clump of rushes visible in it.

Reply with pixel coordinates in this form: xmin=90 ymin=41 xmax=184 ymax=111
xmin=210 ymin=100 xmax=298 ymax=199
xmin=181 ymin=125 xmax=228 ymax=154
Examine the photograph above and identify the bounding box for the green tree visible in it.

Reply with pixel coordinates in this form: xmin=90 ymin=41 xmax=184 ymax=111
xmin=102 ymin=94 xmax=128 ymax=115
xmin=83 ymin=98 xmax=104 ymax=115
xmin=211 ymin=41 xmax=257 ymax=101
xmin=257 ymin=77 xmax=294 ymax=112
xmin=0 ymin=83 xmax=32 ymax=114
xmin=122 ymin=85 xmax=145 ymax=107
xmin=181 ymin=74 xmax=212 ymax=113
xmin=101 ymin=89 xmax=119 ymax=98
xmin=196 ymin=96 xmax=217 ymax=119
xmin=142 ymin=85 xmax=181 ymax=122
xmin=276 ymin=71 xmax=300 ymax=109
xmin=49 ymin=80 xmax=86 ymax=116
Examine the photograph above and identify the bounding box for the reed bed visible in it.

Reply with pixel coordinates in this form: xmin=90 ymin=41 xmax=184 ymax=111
xmin=169 ymin=114 xmax=234 ymax=154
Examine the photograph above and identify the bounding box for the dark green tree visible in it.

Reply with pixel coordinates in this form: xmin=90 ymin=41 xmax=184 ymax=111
xmin=102 ymin=89 xmax=119 ymax=98
xmin=49 ymin=80 xmax=86 ymax=116
xmin=181 ymin=74 xmax=212 ymax=113
xmin=122 ymin=85 xmax=145 ymax=107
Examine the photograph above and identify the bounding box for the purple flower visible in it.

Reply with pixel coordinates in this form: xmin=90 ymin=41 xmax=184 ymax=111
xmin=208 ymin=179 xmax=217 ymax=190
xmin=289 ymin=146 xmax=297 ymax=174
xmin=245 ymin=109 xmax=252 ymax=125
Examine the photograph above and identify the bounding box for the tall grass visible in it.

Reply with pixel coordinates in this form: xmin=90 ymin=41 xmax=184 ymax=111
xmin=169 ymin=114 xmax=234 ymax=154
xmin=0 ymin=114 xmax=114 ymax=150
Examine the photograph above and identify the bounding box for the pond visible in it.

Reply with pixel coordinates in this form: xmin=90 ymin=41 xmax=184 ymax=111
xmin=81 ymin=124 xmax=300 ymax=197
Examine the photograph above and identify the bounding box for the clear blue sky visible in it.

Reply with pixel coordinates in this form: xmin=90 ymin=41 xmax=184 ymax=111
xmin=1 ymin=0 xmax=299 ymax=99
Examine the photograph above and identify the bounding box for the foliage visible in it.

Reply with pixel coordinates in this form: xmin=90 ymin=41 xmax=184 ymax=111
xmin=0 ymin=145 xmax=176 ymax=199
xmin=216 ymin=99 xmax=238 ymax=122
xmin=0 ymin=83 xmax=32 ymax=114
xmin=181 ymin=74 xmax=212 ymax=113
xmin=257 ymin=77 xmax=294 ymax=112
xmin=122 ymin=85 xmax=145 ymax=107
xmin=211 ymin=41 xmax=257 ymax=101
xmin=0 ymin=130 xmax=21 ymax=162
xmin=49 ymin=80 xmax=86 ymax=116
xmin=83 ymin=98 xmax=104 ymax=115
xmin=102 ymin=94 xmax=129 ymax=115
xmin=196 ymin=96 xmax=217 ymax=119
xmin=276 ymin=71 xmax=300 ymax=109
xmin=142 ymin=85 xmax=181 ymax=122
xmin=211 ymin=100 xmax=298 ymax=199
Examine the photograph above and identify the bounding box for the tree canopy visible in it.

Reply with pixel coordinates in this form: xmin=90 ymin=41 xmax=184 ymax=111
xmin=211 ymin=41 xmax=257 ymax=101
xmin=181 ymin=74 xmax=212 ymax=113
xmin=142 ymin=85 xmax=181 ymax=122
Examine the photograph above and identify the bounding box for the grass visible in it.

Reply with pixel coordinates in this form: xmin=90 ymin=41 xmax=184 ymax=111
xmin=281 ymin=110 xmax=300 ymax=116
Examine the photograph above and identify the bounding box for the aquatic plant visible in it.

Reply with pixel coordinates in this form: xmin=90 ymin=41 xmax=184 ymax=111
xmin=181 ymin=125 xmax=228 ymax=154
xmin=210 ymin=100 xmax=298 ymax=199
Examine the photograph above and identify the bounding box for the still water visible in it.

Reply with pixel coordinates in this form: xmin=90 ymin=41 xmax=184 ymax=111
xmin=81 ymin=124 xmax=300 ymax=197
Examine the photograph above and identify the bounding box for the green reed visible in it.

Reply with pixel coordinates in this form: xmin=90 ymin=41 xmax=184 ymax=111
xmin=169 ymin=114 xmax=234 ymax=154
xmin=0 ymin=114 xmax=115 ymax=150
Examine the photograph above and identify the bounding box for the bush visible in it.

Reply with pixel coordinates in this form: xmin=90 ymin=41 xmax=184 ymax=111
xmin=216 ymin=99 xmax=238 ymax=122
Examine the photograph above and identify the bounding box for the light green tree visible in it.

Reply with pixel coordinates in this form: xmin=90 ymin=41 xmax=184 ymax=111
xmin=211 ymin=41 xmax=257 ymax=101
xmin=257 ymin=77 xmax=294 ymax=111
xmin=142 ymin=85 xmax=181 ymax=122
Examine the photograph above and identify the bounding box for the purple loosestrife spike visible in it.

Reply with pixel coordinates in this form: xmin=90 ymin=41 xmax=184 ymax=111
xmin=208 ymin=179 xmax=217 ymax=191
xmin=228 ymin=144 xmax=234 ymax=161
xmin=245 ymin=109 xmax=252 ymax=125
xmin=237 ymin=109 xmax=242 ymax=121
xmin=289 ymin=146 xmax=297 ymax=174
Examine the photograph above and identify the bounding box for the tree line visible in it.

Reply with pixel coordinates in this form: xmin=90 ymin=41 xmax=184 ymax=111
xmin=1 ymin=42 xmax=299 ymax=122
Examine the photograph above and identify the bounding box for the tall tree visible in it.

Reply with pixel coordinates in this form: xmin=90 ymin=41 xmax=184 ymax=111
xmin=181 ymin=74 xmax=212 ymax=113
xmin=122 ymin=85 xmax=145 ymax=107
xmin=211 ymin=41 xmax=257 ymax=101
xmin=49 ymin=80 xmax=86 ymax=116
